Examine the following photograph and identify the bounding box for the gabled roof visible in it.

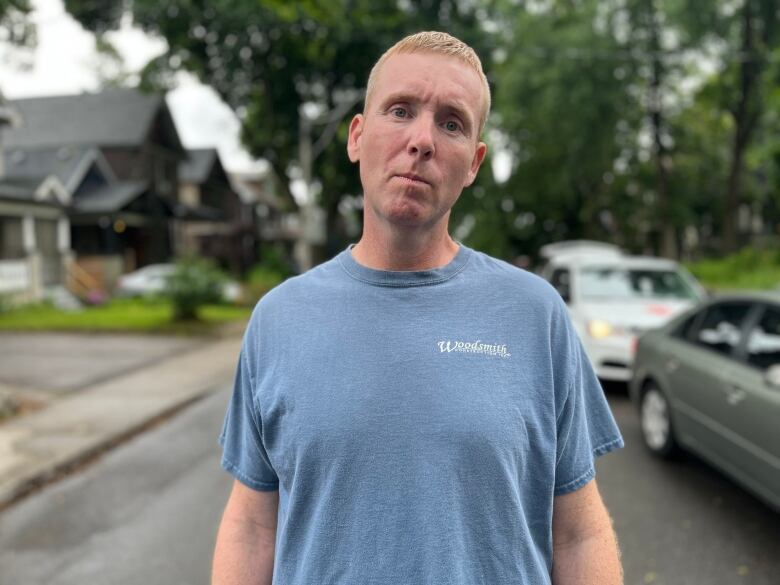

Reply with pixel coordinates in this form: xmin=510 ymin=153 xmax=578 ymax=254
xmin=0 ymin=176 xmax=69 ymax=206
xmin=179 ymin=148 xmax=219 ymax=184
xmin=73 ymin=181 xmax=148 ymax=213
xmin=2 ymin=146 xmax=116 ymax=193
xmin=0 ymin=178 xmax=42 ymax=201
xmin=5 ymin=88 xmax=184 ymax=152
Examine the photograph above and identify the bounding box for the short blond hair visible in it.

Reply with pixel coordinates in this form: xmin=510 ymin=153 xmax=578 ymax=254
xmin=364 ymin=31 xmax=491 ymax=136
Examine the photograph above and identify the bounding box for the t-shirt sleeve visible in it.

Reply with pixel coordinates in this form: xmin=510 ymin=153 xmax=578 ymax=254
xmin=219 ymin=339 xmax=279 ymax=491
xmin=552 ymin=305 xmax=624 ymax=496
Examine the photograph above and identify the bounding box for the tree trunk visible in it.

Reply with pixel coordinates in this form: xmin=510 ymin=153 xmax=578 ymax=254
xmin=723 ymin=1 xmax=762 ymax=254
xmin=648 ymin=0 xmax=677 ymax=259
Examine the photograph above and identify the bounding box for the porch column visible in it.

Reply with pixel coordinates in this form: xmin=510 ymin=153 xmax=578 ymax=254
xmin=22 ymin=215 xmax=43 ymax=300
xmin=57 ymin=217 xmax=70 ymax=252
xmin=22 ymin=215 xmax=36 ymax=253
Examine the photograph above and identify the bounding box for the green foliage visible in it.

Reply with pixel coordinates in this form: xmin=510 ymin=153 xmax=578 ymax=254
xmin=60 ymin=0 xmax=780 ymax=260
xmin=0 ymin=297 xmax=251 ymax=333
xmin=242 ymin=245 xmax=293 ymax=303
xmin=687 ymin=246 xmax=780 ymax=290
xmin=243 ymin=266 xmax=285 ymax=304
xmin=0 ymin=0 xmax=36 ymax=47
xmin=165 ymin=258 xmax=229 ymax=321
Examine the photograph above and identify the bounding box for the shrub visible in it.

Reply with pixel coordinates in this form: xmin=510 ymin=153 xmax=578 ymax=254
xmin=165 ymin=258 xmax=227 ymax=321
xmin=243 ymin=265 xmax=286 ymax=303
xmin=686 ymin=246 xmax=780 ymax=291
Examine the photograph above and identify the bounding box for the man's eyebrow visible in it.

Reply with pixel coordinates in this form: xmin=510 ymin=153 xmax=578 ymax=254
xmin=378 ymin=92 xmax=475 ymax=132
xmin=377 ymin=92 xmax=419 ymax=108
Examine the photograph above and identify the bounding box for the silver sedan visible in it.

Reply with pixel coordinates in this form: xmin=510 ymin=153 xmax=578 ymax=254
xmin=629 ymin=291 xmax=780 ymax=511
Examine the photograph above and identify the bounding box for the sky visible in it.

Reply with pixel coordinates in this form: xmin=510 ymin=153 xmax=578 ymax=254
xmin=0 ymin=0 xmax=266 ymax=174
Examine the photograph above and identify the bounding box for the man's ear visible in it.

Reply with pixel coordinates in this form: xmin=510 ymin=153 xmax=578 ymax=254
xmin=464 ymin=141 xmax=488 ymax=187
xmin=347 ymin=114 xmax=364 ymax=163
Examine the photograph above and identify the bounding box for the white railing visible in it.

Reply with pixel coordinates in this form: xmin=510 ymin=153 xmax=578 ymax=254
xmin=0 ymin=259 xmax=30 ymax=293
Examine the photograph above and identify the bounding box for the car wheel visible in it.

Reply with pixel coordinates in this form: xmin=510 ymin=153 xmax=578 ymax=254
xmin=640 ymin=383 xmax=678 ymax=458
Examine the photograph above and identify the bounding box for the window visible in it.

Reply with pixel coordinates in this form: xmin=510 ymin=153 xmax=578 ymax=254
xmin=745 ymin=306 xmax=780 ymax=371
xmin=579 ymin=267 xmax=699 ymax=301
xmin=693 ymin=302 xmax=753 ymax=356
xmin=550 ymin=268 xmax=571 ymax=303
xmin=673 ymin=311 xmax=700 ymax=342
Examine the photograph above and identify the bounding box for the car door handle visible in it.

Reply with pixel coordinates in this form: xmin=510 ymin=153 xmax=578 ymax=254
xmin=723 ymin=385 xmax=747 ymax=406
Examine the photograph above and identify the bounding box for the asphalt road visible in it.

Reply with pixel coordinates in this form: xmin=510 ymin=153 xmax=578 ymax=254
xmin=598 ymin=384 xmax=780 ymax=585
xmin=0 ymin=384 xmax=778 ymax=585
xmin=0 ymin=386 xmax=233 ymax=585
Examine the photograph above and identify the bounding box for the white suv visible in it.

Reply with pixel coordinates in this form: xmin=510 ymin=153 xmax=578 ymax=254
xmin=539 ymin=241 xmax=706 ymax=382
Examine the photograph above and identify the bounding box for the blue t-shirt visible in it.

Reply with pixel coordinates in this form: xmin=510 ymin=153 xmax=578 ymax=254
xmin=220 ymin=245 xmax=623 ymax=584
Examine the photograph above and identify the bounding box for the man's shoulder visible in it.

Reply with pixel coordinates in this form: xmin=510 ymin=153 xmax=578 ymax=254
xmin=465 ymin=248 xmax=561 ymax=304
xmin=252 ymin=254 xmax=345 ymax=312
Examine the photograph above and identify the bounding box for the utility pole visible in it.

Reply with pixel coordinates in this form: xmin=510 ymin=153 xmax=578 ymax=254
xmin=295 ymin=89 xmax=365 ymax=272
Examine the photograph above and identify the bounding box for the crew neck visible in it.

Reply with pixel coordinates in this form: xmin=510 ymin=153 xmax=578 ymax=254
xmin=337 ymin=244 xmax=473 ymax=287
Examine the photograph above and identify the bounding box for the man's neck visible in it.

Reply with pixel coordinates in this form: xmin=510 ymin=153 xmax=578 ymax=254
xmin=351 ymin=228 xmax=460 ymax=272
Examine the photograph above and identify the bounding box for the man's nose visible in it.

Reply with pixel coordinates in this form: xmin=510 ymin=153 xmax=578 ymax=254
xmin=407 ymin=117 xmax=435 ymax=160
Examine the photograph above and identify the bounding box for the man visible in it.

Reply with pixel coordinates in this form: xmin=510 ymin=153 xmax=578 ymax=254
xmin=213 ymin=31 xmax=624 ymax=585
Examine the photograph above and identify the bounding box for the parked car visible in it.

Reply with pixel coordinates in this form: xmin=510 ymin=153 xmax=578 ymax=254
xmin=629 ymin=291 xmax=780 ymax=510
xmin=115 ymin=263 xmax=240 ymax=302
xmin=539 ymin=241 xmax=706 ymax=382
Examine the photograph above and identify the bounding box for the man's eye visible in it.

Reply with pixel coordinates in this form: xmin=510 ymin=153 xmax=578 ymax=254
xmin=391 ymin=107 xmax=408 ymax=118
xmin=444 ymin=120 xmax=461 ymax=132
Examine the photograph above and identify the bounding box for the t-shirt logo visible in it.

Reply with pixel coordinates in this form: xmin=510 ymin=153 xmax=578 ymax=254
xmin=437 ymin=340 xmax=511 ymax=358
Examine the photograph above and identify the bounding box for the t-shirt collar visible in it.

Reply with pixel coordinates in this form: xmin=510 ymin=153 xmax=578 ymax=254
xmin=337 ymin=243 xmax=472 ymax=287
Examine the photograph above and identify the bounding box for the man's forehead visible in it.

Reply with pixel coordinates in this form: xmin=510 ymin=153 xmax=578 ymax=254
xmin=371 ymin=52 xmax=483 ymax=108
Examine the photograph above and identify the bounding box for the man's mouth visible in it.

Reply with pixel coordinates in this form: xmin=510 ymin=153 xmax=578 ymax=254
xmin=395 ymin=173 xmax=430 ymax=187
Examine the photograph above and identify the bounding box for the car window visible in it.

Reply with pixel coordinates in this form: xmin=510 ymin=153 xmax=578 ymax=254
xmin=579 ymin=267 xmax=699 ymax=301
xmin=745 ymin=305 xmax=780 ymax=371
xmin=550 ymin=268 xmax=571 ymax=303
xmin=693 ymin=302 xmax=753 ymax=356
xmin=672 ymin=311 xmax=700 ymax=341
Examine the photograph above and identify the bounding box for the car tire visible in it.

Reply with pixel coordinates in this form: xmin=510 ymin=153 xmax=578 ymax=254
xmin=640 ymin=382 xmax=678 ymax=458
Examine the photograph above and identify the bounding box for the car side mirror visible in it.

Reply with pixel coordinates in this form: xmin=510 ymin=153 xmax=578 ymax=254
xmin=765 ymin=365 xmax=780 ymax=390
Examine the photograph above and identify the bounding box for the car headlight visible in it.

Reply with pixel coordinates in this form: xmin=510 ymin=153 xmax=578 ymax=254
xmin=588 ymin=319 xmax=614 ymax=339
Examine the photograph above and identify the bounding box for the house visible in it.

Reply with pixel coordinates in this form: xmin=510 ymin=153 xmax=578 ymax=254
xmin=0 ymin=174 xmax=72 ymax=302
xmin=176 ymin=148 xmax=254 ymax=276
xmin=0 ymin=97 xmax=74 ymax=303
xmin=230 ymin=169 xmax=299 ymax=270
xmin=3 ymin=88 xmax=186 ymax=291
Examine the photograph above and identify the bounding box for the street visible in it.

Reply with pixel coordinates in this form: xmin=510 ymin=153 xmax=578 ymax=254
xmin=1 ymin=385 xmax=778 ymax=585
xmin=0 ymin=387 xmax=233 ymax=585
xmin=597 ymin=385 xmax=780 ymax=585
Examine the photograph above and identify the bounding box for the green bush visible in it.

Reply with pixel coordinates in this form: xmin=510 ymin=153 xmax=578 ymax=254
xmin=165 ymin=258 xmax=227 ymax=321
xmin=243 ymin=265 xmax=286 ymax=303
xmin=686 ymin=246 xmax=780 ymax=291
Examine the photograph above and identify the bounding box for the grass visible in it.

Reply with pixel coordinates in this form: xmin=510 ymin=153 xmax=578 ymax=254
xmin=0 ymin=297 xmax=253 ymax=335
xmin=686 ymin=247 xmax=780 ymax=291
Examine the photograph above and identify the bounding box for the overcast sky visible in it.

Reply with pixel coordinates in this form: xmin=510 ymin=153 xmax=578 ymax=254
xmin=0 ymin=0 xmax=265 ymax=173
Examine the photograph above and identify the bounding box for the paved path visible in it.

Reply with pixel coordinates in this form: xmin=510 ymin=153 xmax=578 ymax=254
xmin=0 ymin=333 xmax=203 ymax=395
xmin=0 ymin=332 xmax=242 ymax=508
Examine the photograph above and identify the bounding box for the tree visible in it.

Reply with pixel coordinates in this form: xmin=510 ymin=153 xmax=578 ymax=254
xmin=0 ymin=0 xmax=35 ymax=49
xmin=488 ymin=0 xmax=643 ymax=260
xmin=63 ymin=0 xmax=495 ymax=257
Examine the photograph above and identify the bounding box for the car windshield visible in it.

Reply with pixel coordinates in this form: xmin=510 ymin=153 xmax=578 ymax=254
xmin=579 ymin=267 xmax=698 ymax=301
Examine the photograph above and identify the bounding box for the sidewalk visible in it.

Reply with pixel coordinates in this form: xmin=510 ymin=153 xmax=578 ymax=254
xmin=0 ymin=329 xmax=243 ymax=509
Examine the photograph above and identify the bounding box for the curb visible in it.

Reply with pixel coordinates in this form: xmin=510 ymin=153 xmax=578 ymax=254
xmin=0 ymin=335 xmax=242 ymax=510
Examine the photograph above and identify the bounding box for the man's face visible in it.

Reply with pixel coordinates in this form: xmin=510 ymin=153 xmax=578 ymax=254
xmin=347 ymin=52 xmax=487 ymax=231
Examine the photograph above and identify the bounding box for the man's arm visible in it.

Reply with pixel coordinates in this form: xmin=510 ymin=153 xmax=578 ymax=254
xmin=551 ymin=479 xmax=623 ymax=585
xmin=212 ymin=480 xmax=279 ymax=585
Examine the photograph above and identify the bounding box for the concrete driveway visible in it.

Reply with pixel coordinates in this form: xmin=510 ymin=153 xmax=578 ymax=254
xmin=0 ymin=333 xmax=204 ymax=395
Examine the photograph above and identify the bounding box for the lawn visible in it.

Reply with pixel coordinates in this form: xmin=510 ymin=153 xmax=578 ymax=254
xmin=686 ymin=247 xmax=780 ymax=292
xmin=0 ymin=298 xmax=253 ymax=335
